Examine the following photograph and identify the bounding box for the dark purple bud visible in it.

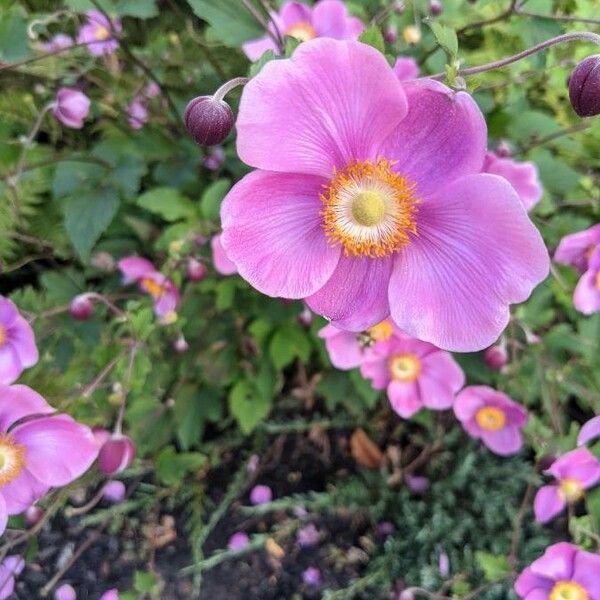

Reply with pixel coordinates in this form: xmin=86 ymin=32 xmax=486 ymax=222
xmin=70 ymin=293 xmax=94 ymax=320
xmin=569 ymin=55 xmax=600 ymax=117
xmin=186 ymin=258 xmax=208 ymax=282
xmin=25 ymin=505 xmax=44 ymax=526
xmin=495 ymin=141 xmax=511 ymax=158
xmin=483 ymin=344 xmax=508 ymax=370
xmin=98 ymin=434 xmax=136 ymax=475
xmin=184 ymin=96 xmax=234 ymax=146
xmin=384 ymin=25 xmax=398 ymax=44
xmin=429 ymin=0 xmax=443 ymax=15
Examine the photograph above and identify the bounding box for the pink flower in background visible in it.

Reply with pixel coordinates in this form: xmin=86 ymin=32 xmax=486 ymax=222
xmin=102 ymin=480 xmax=126 ymax=503
xmin=99 ymin=590 xmax=119 ymax=600
xmin=54 ymin=583 xmax=76 ymax=600
xmin=40 ymin=34 xmax=73 ymax=52
xmin=117 ymin=256 xmax=180 ymax=321
xmin=515 ymin=542 xmax=600 ymax=600
xmin=227 ymin=532 xmax=250 ymax=551
xmin=243 ymin=0 xmax=363 ymax=61
xmin=221 ymin=39 xmax=549 ymax=352
xmin=318 ymin=320 xmax=397 ymax=370
xmin=578 ymin=415 xmax=600 ymax=446
xmin=249 ymin=484 xmax=272 ymax=505
xmin=573 ymin=247 xmax=600 ymax=315
xmin=534 ymin=447 xmax=600 ymax=523
xmin=296 ymin=523 xmax=320 ymax=548
xmin=52 ymin=87 xmax=91 ymax=129
xmin=360 ymin=334 xmax=464 ymax=418
xmin=483 ymin=152 xmax=543 ymax=211
xmin=144 ymin=81 xmax=160 ymax=98
xmin=0 ymin=296 xmax=38 ymax=385
xmin=0 ymin=384 xmax=98 ymax=535
xmin=454 ymin=386 xmax=527 ymax=456
xmin=211 ymin=234 xmax=237 ymax=276
xmin=0 ymin=555 xmax=24 ymax=600
xmin=127 ymin=97 xmax=148 ymax=129
xmin=97 ymin=434 xmax=136 ymax=475
xmin=77 ymin=10 xmax=121 ymax=56
xmin=554 ymin=223 xmax=600 ymax=273
xmin=393 ymin=56 xmax=419 ymax=81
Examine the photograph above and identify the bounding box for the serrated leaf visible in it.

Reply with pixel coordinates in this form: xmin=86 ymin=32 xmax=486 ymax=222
xmin=155 ymin=446 xmax=207 ymax=486
xmin=229 ymin=379 xmax=272 ymax=434
xmin=359 ymin=25 xmax=385 ymax=54
xmin=475 ymin=551 xmax=510 ymax=581
xmin=269 ymin=324 xmax=310 ymax=370
xmin=137 ymin=187 xmax=195 ymax=221
xmin=53 ymin=161 xmax=107 ymax=199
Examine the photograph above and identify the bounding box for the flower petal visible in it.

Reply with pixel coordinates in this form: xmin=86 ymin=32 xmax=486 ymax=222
xmin=237 ymin=38 xmax=407 ymax=177
xmin=515 ymin=567 xmax=553 ymax=597
xmin=554 ymin=224 xmax=600 ymax=273
xmin=453 ymin=386 xmax=485 ymax=421
xmin=242 ymin=36 xmax=278 ymax=62
xmin=117 ymin=256 xmax=156 ymax=284
xmin=393 ymin=57 xmax=419 ymax=81
xmin=389 ymin=173 xmax=549 ymax=351
xmin=578 ymin=415 xmax=600 ymax=446
xmin=0 ymin=298 xmax=18 ymax=328
xmin=318 ymin=325 xmax=363 ymax=369
xmin=9 ymin=315 xmax=38 ymax=369
xmin=387 ymin=380 xmax=421 ymax=418
xmin=533 ymin=485 xmax=566 ymax=524
xmin=574 ymin=269 xmax=600 ymax=315
xmin=572 ymin=549 xmax=600 ymax=599
xmin=0 ymin=496 xmax=7 ymax=537
xmin=529 ymin=543 xmax=577 ymax=580
xmin=280 ymin=1 xmax=312 ymax=27
xmin=481 ymin=426 xmax=523 ymax=456
xmin=418 ymin=352 xmax=464 ymax=410
xmin=0 ymin=384 xmax=54 ymax=431
xmin=312 ymin=0 xmax=351 ymax=38
xmin=211 ymin=234 xmax=238 ymax=276
xmin=0 ymin=346 xmax=21 ymax=386
xmin=1 ymin=469 xmax=48 ymax=515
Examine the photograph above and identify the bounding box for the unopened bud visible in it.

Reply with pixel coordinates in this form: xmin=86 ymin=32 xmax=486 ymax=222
xmin=102 ymin=480 xmax=126 ymax=503
xmin=98 ymin=434 xmax=136 ymax=475
xmin=54 ymin=584 xmax=77 ymax=600
xmin=174 ymin=334 xmax=189 ymax=354
xmin=187 ymin=258 xmax=208 ymax=282
xmin=483 ymin=344 xmax=508 ymax=370
xmin=429 ymin=0 xmax=443 ymax=15
xmin=70 ymin=293 xmax=94 ymax=320
xmin=569 ymin=55 xmax=600 ymax=117
xmin=184 ymin=96 xmax=234 ymax=146
xmin=25 ymin=505 xmax=44 ymax=526
xmin=495 ymin=141 xmax=512 ymax=158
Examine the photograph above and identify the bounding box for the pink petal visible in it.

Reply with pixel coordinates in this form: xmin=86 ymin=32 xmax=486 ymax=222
xmin=389 ymin=173 xmax=549 ymax=351
xmin=453 ymin=386 xmax=485 ymax=421
xmin=533 ymin=485 xmax=566 ymax=523
xmin=0 ymin=346 xmax=21 ymax=385
xmin=306 ymin=255 xmax=392 ymax=331
xmin=387 ymin=380 xmax=422 ymax=418
xmin=380 ymin=79 xmax=486 ymax=198
xmin=242 ymin=36 xmax=279 ymax=62
xmin=8 ymin=315 xmax=38 ymax=369
xmin=0 ymin=384 xmax=54 ymax=431
xmin=578 ymin=415 xmax=600 ymax=446
xmin=280 ymin=1 xmax=312 ymax=28
xmin=573 ymin=268 xmax=600 ymax=315
xmin=318 ymin=325 xmax=363 ymax=369
xmin=393 ymin=57 xmax=420 ymax=81
xmin=525 ymin=591 xmax=553 ymax=600
xmin=1 ymin=469 xmax=48 ymax=515
xmin=481 ymin=426 xmax=523 ymax=456
xmin=547 ymin=448 xmax=600 ymax=485
xmin=0 ymin=496 xmax=7 ymax=537
xmin=418 ymin=352 xmax=464 ymax=410
xmin=360 ymin=355 xmax=390 ymax=390
xmin=211 ymin=234 xmax=238 ymax=276
xmin=0 ymin=297 xmax=18 ymax=327
xmin=221 ymin=170 xmax=340 ymax=298
xmin=236 ymin=38 xmax=407 ymax=178
xmin=117 ymin=256 xmax=156 ymax=284
xmin=529 ymin=542 xmax=577 ymax=580
xmin=345 ymin=16 xmax=364 ymax=39
xmin=12 ymin=415 xmax=97 ymax=487
xmin=312 ymin=0 xmax=350 ymax=38
xmin=554 ymin=224 xmax=600 ymax=273
xmin=515 ymin=567 xmax=553 ymax=597
xmin=572 ymin=549 xmax=600 ymax=599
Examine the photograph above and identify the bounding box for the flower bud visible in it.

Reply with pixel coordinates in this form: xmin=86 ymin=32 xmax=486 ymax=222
xmin=184 ymin=96 xmax=234 ymax=146
xmin=296 ymin=524 xmax=320 ymax=548
xmin=25 ymin=505 xmax=44 ymax=526
xmin=495 ymin=141 xmax=511 ymax=158
xmin=53 ymin=87 xmax=91 ymax=129
xmin=249 ymin=484 xmax=272 ymax=505
xmin=302 ymin=567 xmax=321 ymax=587
xmin=429 ymin=0 xmax=443 ymax=15
xmin=186 ymin=258 xmax=208 ymax=282
xmin=384 ymin=25 xmax=398 ymax=44
xmin=173 ymin=334 xmax=189 ymax=354
xmin=102 ymin=480 xmax=126 ymax=503
xmin=91 ymin=251 xmax=115 ymax=271
xmin=70 ymin=293 xmax=94 ymax=321
xmin=98 ymin=434 xmax=136 ymax=475
xmin=483 ymin=344 xmax=508 ymax=371
xmin=55 ymin=584 xmax=76 ymax=600
xmin=227 ymin=531 xmax=250 ymax=551
xmin=99 ymin=590 xmax=119 ymax=600
xmin=569 ymin=55 xmax=600 ymax=117
xmin=204 ymin=146 xmax=226 ymax=171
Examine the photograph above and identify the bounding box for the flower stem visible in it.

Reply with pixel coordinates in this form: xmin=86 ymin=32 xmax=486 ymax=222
xmin=213 ymin=77 xmax=250 ymax=102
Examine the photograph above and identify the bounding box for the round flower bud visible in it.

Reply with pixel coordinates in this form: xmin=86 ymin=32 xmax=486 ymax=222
xmin=52 ymin=87 xmax=91 ymax=129
xmin=569 ymin=55 xmax=600 ymax=117
xmin=98 ymin=434 xmax=136 ymax=475
xmin=483 ymin=344 xmax=508 ymax=371
xmin=302 ymin=567 xmax=321 ymax=587
xmin=54 ymin=584 xmax=77 ymax=600
xmin=70 ymin=293 xmax=94 ymax=320
xmin=227 ymin=532 xmax=250 ymax=551
xmin=249 ymin=484 xmax=272 ymax=505
xmin=184 ymin=96 xmax=234 ymax=146
xmin=429 ymin=0 xmax=443 ymax=15
xmin=186 ymin=258 xmax=208 ymax=282
xmin=102 ymin=480 xmax=126 ymax=503
xmin=25 ymin=505 xmax=44 ymax=526
xmin=173 ymin=334 xmax=189 ymax=354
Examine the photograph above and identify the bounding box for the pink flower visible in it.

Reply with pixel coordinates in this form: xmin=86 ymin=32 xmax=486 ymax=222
xmin=360 ymin=334 xmax=464 ymax=418
xmin=0 ymin=385 xmax=98 ymax=535
xmin=102 ymin=480 xmax=126 ymax=503
xmin=117 ymin=256 xmax=180 ymax=321
xmin=52 ymin=87 xmax=91 ymax=129
xmin=0 ymin=296 xmax=38 ymax=385
xmin=533 ymin=447 xmax=600 ymax=523
xmin=0 ymin=555 xmax=24 ymax=600
xmin=393 ymin=57 xmax=419 ymax=81
xmin=554 ymin=223 xmax=600 ymax=273
xmin=98 ymin=434 xmax=135 ymax=475
xmin=515 ymin=542 xmax=600 ymax=600
xmin=40 ymin=34 xmax=73 ymax=52
xmin=211 ymin=234 xmax=237 ymax=276
xmin=578 ymin=415 xmax=600 ymax=446
xmin=249 ymin=484 xmax=272 ymax=505
xmin=453 ymin=386 xmax=527 ymax=456
xmin=221 ymin=39 xmax=549 ymax=352
xmin=77 ymin=10 xmax=121 ymax=56
xmin=99 ymin=590 xmax=119 ymax=600
xmin=573 ymin=247 xmax=600 ymax=315
xmin=54 ymin=583 xmax=76 ymax=600
xmin=127 ymin=97 xmax=148 ymax=130
xmin=243 ymin=0 xmax=363 ymax=61
xmin=318 ymin=319 xmax=397 ymax=370
xmin=483 ymin=151 xmax=543 ymax=211
xmin=227 ymin=532 xmax=250 ymax=551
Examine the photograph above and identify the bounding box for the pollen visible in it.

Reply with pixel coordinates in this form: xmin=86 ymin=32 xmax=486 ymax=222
xmin=95 ymin=25 xmax=111 ymax=41
xmin=286 ymin=22 xmax=317 ymax=42
xmin=321 ymin=159 xmax=418 ymax=258
xmin=475 ymin=406 xmax=506 ymax=431
xmin=367 ymin=320 xmax=394 ymax=342
xmin=140 ymin=277 xmax=166 ymax=299
xmin=550 ymin=581 xmax=589 ymax=600
xmin=559 ymin=478 xmax=584 ymax=503
xmin=0 ymin=434 xmax=26 ymax=487
xmin=388 ymin=353 xmax=421 ymax=383
xmin=0 ymin=325 xmax=6 ymax=348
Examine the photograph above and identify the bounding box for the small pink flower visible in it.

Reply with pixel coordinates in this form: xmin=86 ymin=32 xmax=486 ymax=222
xmin=297 ymin=523 xmax=320 ymax=548
xmin=554 ymin=223 xmax=600 ymax=273
xmin=0 ymin=296 xmax=38 ymax=385
xmin=70 ymin=293 xmax=95 ymax=321
xmin=211 ymin=235 xmax=237 ymax=276
xmin=227 ymin=531 xmax=250 ymax=551
xmin=127 ymin=97 xmax=148 ymax=130
xmin=144 ymin=82 xmax=160 ymax=98
xmin=515 ymin=542 xmax=600 ymax=600
xmin=243 ymin=0 xmax=364 ymax=61
xmin=483 ymin=152 xmax=543 ymax=211
xmin=54 ymin=583 xmax=76 ymax=600
xmin=117 ymin=256 xmax=180 ymax=321
xmin=573 ymin=247 xmax=600 ymax=315
xmin=52 ymin=88 xmax=91 ymax=129
xmin=578 ymin=415 xmax=600 ymax=447
xmin=0 ymin=555 xmax=24 ymax=600
xmin=0 ymin=385 xmax=98 ymax=535
xmin=99 ymin=590 xmax=119 ymax=600
xmin=249 ymin=484 xmax=272 ymax=505
xmin=77 ymin=10 xmax=121 ymax=56
xmin=40 ymin=34 xmax=73 ymax=52
xmin=533 ymin=447 xmax=600 ymax=523
xmin=360 ymin=334 xmax=464 ymax=418
xmin=98 ymin=434 xmax=135 ymax=475
xmin=102 ymin=480 xmax=126 ymax=503
xmin=393 ymin=57 xmax=419 ymax=81
xmin=454 ymin=386 xmax=527 ymax=456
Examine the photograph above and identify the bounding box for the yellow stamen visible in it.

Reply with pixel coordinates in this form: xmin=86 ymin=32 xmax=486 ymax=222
xmin=367 ymin=320 xmax=394 ymax=343
xmin=95 ymin=25 xmax=111 ymax=41
xmin=550 ymin=581 xmax=589 ymax=600
xmin=0 ymin=434 xmax=26 ymax=487
xmin=0 ymin=325 xmax=6 ymax=348
xmin=140 ymin=277 xmax=166 ymax=299
xmin=321 ymin=159 xmax=418 ymax=258
xmin=388 ymin=353 xmax=421 ymax=382
xmin=286 ymin=22 xmax=317 ymax=42
xmin=559 ymin=478 xmax=584 ymax=503
xmin=475 ymin=406 xmax=506 ymax=431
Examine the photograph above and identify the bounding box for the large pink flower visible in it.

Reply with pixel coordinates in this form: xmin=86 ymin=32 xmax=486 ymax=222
xmin=243 ymin=0 xmax=363 ymax=61
xmin=515 ymin=542 xmax=600 ymax=600
xmin=0 ymin=385 xmax=98 ymax=535
xmin=453 ymin=386 xmax=528 ymax=456
xmin=554 ymin=223 xmax=600 ymax=273
xmin=221 ymin=39 xmax=549 ymax=351
xmin=533 ymin=447 xmax=600 ymax=524
xmin=0 ymin=296 xmax=38 ymax=385
xmin=573 ymin=247 xmax=600 ymax=315
xmin=360 ymin=333 xmax=464 ymax=418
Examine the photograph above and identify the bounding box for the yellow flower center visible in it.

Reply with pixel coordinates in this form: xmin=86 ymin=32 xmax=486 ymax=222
xmin=367 ymin=320 xmax=394 ymax=342
xmin=95 ymin=25 xmax=111 ymax=41
xmin=559 ymin=478 xmax=584 ymax=503
xmin=475 ymin=406 xmax=506 ymax=431
xmin=161 ymin=310 xmax=178 ymax=325
xmin=388 ymin=353 xmax=421 ymax=382
xmin=286 ymin=21 xmax=317 ymax=42
xmin=0 ymin=434 xmax=26 ymax=487
xmin=140 ymin=277 xmax=166 ymax=299
xmin=322 ymin=159 xmax=418 ymax=258
xmin=0 ymin=325 xmax=6 ymax=348
xmin=403 ymin=25 xmax=421 ymax=45
xmin=550 ymin=581 xmax=589 ymax=600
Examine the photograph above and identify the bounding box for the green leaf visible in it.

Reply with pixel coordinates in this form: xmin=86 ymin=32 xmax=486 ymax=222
xmin=155 ymin=446 xmax=207 ymax=486
xmin=173 ymin=385 xmax=223 ymax=450
xmin=137 ymin=187 xmax=195 ymax=222
xmin=249 ymin=49 xmax=276 ymax=77
xmin=133 ymin=571 xmax=158 ymax=593
xmin=428 ymin=21 xmax=458 ymax=58
xmin=53 ymin=162 xmax=106 ymax=199
xmin=359 ymin=25 xmax=385 ymax=54
xmin=229 ymin=379 xmax=272 ymax=434
xmin=269 ymin=323 xmax=311 ymax=370
xmin=115 ymin=0 xmax=159 ymax=18
xmin=475 ymin=551 xmax=511 ymax=581
xmin=63 ymin=188 xmax=119 ymax=261
xmin=0 ymin=5 xmax=32 ymax=62
xmin=200 ymin=179 xmax=231 ymax=220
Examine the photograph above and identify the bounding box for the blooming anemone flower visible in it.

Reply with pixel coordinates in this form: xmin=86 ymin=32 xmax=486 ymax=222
xmin=453 ymin=386 xmax=527 ymax=456
xmin=0 ymin=296 xmax=38 ymax=385
xmin=573 ymin=247 xmax=600 ymax=315
xmin=533 ymin=447 xmax=600 ymax=524
xmin=52 ymin=87 xmax=91 ymax=129
xmin=483 ymin=152 xmax=543 ymax=211
xmin=578 ymin=415 xmax=600 ymax=447
xmin=393 ymin=57 xmax=420 ymax=81
xmin=554 ymin=223 xmax=600 ymax=273
xmin=0 ymin=385 xmax=98 ymax=534
xmin=77 ymin=10 xmax=121 ymax=56
xmin=39 ymin=34 xmax=73 ymax=53
xmin=360 ymin=334 xmax=464 ymax=418
xmin=211 ymin=234 xmax=238 ymax=276
xmin=242 ymin=0 xmax=363 ymax=61
xmin=515 ymin=542 xmax=600 ymax=600
xmin=117 ymin=256 xmax=179 ymax=322
xmin=127 ymin=97 xmax=148 ymax=130
xmin=318 ymin=319 xmax=397 ymax=370
xmin=0 ymin=555 xmax=24 ymax=600
xmin=220 ymin=39 xmax=549 ymax=351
